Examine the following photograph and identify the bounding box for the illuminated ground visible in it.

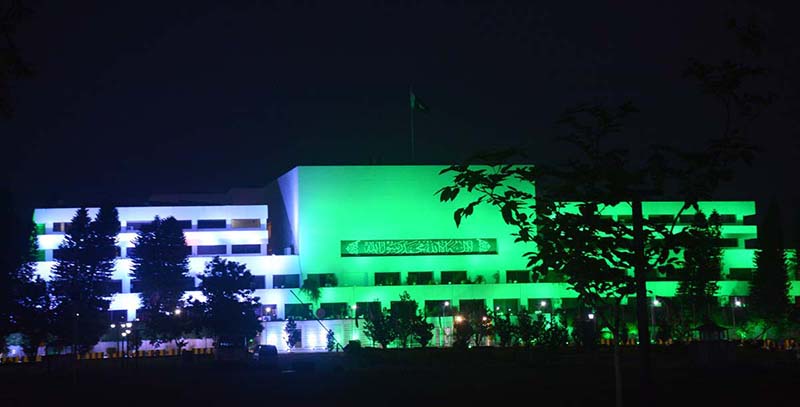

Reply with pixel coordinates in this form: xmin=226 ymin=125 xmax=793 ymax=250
xmin=0 ymin=346 xmax=797 ymax=406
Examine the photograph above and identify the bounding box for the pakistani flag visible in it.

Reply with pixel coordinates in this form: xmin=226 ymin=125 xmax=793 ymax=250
xmin=410 ymin=90 xmax=429 ymax=112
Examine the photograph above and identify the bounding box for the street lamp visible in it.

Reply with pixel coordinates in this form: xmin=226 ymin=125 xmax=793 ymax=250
xmin=440 ymin=301 xmax=450 ymax=347
xmin=731 ymin=297 xmax=743 ymax=337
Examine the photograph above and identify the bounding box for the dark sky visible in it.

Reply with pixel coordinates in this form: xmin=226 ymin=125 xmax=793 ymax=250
xmin=3 ymin=1 xmax=799 ymax=239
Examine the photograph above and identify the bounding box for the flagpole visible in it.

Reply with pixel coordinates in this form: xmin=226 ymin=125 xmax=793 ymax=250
xmin=410 ymin=88 xmax=415 ymax=163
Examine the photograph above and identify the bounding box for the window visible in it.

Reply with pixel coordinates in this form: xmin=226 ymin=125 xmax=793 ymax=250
xmin=307 ymin=273 xmax=338 ymax=287
xmin=179 ymin=277 xmax=197 ymax=291
xmin=102 ymin=279 xmax=123 ymax=294
xmin=716 ymin=238 xmax=739 ymax=248
xmin=176 ymin=220 xmax=193 ymax=230
xmin=273 ymin=274 xmax=300 ymax=289
xmin=648 ymin=215 xmax=674 ymax=224
xmin=108 ymin=310 xmax=127 ymax=323
xmin=53 ymin=222 xmax=71 ymax=233
xmin=458 ymin=299 xmax=485 ymax=315
xmin=197 ymin=219 xmax=226 ymax=229
xmin=406 ymin=271 xmax=434 ymax=285
xmin=260 ymin=304 xmax=277 ymax=321
xmin=728 ymin=268 xmax=754 ymax=281
xmin=424 ymin=300 xmax=451 ymax=316
xmin=541 ymin=270 xmax=566 ymax=283
xmin=232 ymin=244 xmax=261 ymax=254
xmin=231 ymin=218 xmax=261 ymax=228
xmin=126 ymin=247 xmax=137 ymax=258
xmin=130 ymin=278 xmax=193 ymax=292
xmin=506 ymin=270 xmax=530 ymax=283
xmin=124 ymin=221 xmax=150 ymax=232
xmin=390 ymin=300 xmax=418 ymax=316
xmin=53 ymin=248 xmax=65 ymax=260
xmin=441 ymin=271 xmax=468 ymax=284
xmin=285 ymin=304 xmax=311 ymax=320
xmin=197 ymin=245 xmax=227 ymax=255
xmin=129 ymin=278 xmax=195 ymax=293
xmin=528 ymin=298 xmax=552 ymax=312
xmin=374 ymin=272 xmax=400 ymax=286
xmin=250 ymin=275 xmax=266 ymax=290
xmin=493 ymin=298 xmax=520 ymax=314
xmin=356 ymin=301 xmax=382 ymax=319
xmin=319 ymin=303 xmax=348 ymax=319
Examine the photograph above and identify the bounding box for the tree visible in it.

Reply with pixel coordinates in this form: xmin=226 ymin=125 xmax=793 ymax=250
xmin=675 ymin=211 xmax=723 ymax=332
xmin=516 ymin=308 xmax=544 ymax=347
xmin=749 ymin=200 xmax=791 ymax=337
xmin=299 ymin=276 xmax=321 ymax=304
xmin=389 ymin=291 xmax=418 ymax=348
xmin=50 ymin=207 xmax=118 ymax=353
xmin=284 ymin=318 xmax=301 ymax=350
xmin=411 ymin=311 xmax=434 ymax=347
xmin=494 ymin=311 xmax=515 ymax=347
xmin=129 ymin=216 xmax=192 ymax=350
xmin=12 ymin=220 xmax=51 ymax=358
xmin=326 ymin=329 xmax=337 ymax=352
xmin=362 ymin=308 xmax=395 ymax=348
xmin=195 ymin=257 xmax=261 ymax=348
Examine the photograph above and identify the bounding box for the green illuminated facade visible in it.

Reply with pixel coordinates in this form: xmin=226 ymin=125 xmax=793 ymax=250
xmin=271 ymin=165 xmax=797 ymax=319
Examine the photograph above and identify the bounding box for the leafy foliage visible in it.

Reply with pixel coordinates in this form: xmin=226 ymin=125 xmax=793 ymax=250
xmin=50 ymin=207 xmax=119 ymax=352
xmin=675 ymin=211 xmax=723 ymax=330
xmin=300 ymin=276 xmax=321 ymax=304
xmin=411 ymin=311 xmax=434 ymax=347
xmin=129 ymin=216 xmax=192 ymax=349
xmin=749 ymin=200 xmax=791 ymax=337
xmin=284 ymin=318 xmax=301 ymax=350
xmin=362 ymin=308 xmax=394 ymax=348
xmin=194 ymin=257 xmax=262 ymax=345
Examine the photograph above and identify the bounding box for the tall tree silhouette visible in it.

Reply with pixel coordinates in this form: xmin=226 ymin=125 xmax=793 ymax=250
xmin=129 ymin=216 xmax=192 ymax=350
xmin=51 ymin=207 xmax=119 ymax=353
xmin=749 ymin=200 xmax=790 ymax=337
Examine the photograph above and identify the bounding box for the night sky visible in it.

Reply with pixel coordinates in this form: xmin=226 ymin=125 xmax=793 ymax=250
xmin=3 ymin=1 xmax=799 ymax=240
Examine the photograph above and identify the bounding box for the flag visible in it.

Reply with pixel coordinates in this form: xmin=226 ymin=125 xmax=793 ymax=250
xmin=410 ymin=90 xmax=429 ymax=112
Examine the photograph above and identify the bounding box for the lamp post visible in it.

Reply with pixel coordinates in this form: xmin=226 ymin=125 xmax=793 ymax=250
xmin=731 ymin=297 xmax=743 ymax=338
xmin=651 ymin=297 xmax=660 ymax=341
xmin=440 ymin=301 xmax=449 ymax=347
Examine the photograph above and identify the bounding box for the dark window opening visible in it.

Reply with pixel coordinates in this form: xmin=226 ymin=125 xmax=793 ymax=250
xmin=101 ymin=279 xmax=123 ymax=294
xmin=424 ymin=300 xmax=452 ymax=317
xmin=716 ymin=238 xmax=739 ymax=248
xmin=197 ymin=245 xmax=227 ymax=255
xmin=124 ymin=221 xmax=150 ymax=232
xmin=232 ymin=244 xmax=261 ymax=254
xmin=250 ymin=275 xmax=266 ymax=290
xmin=176 ymin=220 xmax=193 ymax=230
xmin=108 ymin=310 xmax=127 ymax=323
xmin=493 ymin=298 xmax=520 ymax=314
xmin=458 ymin=299 xmax=486 ymax=316
xmin=506 ymin=270 xmax=531 ymax=283
xmin=356 ymin=301 xmax=382 ymax=319
xmin=285 ymin=304 xmax=312 ymax=320
xmin=374 ymin=272 xmax=400 ymax=286
xmin=53 ymin=222 xmax=72 ymax=233
xmin=197 ymin=219 xmax=226 ymax=229
xmin=273 ymin=274 xmax=300 ymax=289
xmin=307 ymin=273 xmax=338 ymax=287
xmin=728 ymin=268 xmax=754 ymax=281
xmin=319 ymin=302 xmax=348 ymax=319
xmin=406 ymin=271 xmax=434 ymax=285
xmin=441 ymin=271 xmax=468 ymax=284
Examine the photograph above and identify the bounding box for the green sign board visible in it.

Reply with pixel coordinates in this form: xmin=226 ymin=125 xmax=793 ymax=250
xmin=341 ymin=238 xmax=498 ymax=257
